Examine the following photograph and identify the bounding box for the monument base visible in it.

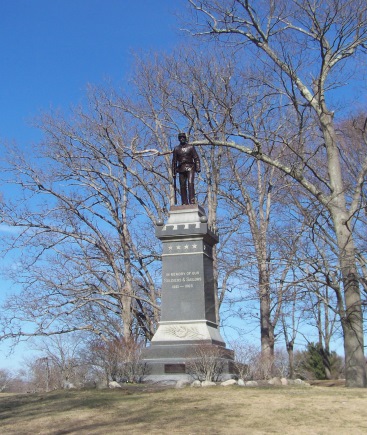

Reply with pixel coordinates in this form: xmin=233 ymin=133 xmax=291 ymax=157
xmin=143 ymin=204 xmax=235 ymax=383
xmin=142 ymin=341 xmax=235 ymax=383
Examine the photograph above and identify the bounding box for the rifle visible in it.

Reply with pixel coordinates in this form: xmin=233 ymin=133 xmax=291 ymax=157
xmin=174 ymin=173 xmax=177 ymax=205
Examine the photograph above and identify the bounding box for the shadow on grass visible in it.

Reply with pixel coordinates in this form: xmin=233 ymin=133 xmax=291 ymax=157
xmin=0 ymin=389 xmax=138 ymax=422
xmin=52 ymin=390 xmax=227 ymax=435
xmin=1 ymin=388 xmax=229 ymax=435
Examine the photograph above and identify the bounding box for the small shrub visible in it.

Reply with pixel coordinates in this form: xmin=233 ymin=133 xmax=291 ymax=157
xmin=186 ymin=342 xmax=225 ymax=382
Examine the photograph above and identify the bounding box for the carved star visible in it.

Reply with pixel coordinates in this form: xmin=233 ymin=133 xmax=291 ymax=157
xmin=176 ymin=245 xmax=181 ymax=250
xmin=184 ymin=245 xmax=189 ymax=250
xmin=168 ymin=246 xmax=173 ymax=251
xmin=192 ymin=244 xmax=197 ymax=249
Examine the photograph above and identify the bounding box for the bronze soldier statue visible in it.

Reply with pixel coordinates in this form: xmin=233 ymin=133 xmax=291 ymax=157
xmin=172 ymin=133 xmax=201 ymax=205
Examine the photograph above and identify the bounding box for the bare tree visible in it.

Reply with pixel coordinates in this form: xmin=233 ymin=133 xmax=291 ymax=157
xmin=186 ymin=342 xmax=226 ymax=382
xmin=280 ymin=281 xmax=306 ymax=380
xmin=0 ymin=87 xmax=165 ymax=345
xmin=86 ymin=336 xmax=147 ymax=385
xmin=30 ymin=334 xmax=88 ymax=389
xmin=219 ymin=141 xmax=306 ymax=375
xmin=0 ymin=368 xmax=14 ymax=392
xmin=187 ymin=0 xmax=367 ymax=387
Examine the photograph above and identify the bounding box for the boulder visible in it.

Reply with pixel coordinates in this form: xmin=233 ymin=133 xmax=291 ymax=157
xmin=109 ymin=381 xmax=122 ymax=389
xmin=221 ymin=379 xmax=237 ymax=386
xmin=237 ymin=379 xmax=245 ymax=387
xmin=268 ymin=377 xmax=282 ymax=386
xmin=191 ymin=380 xmax=202 ymax=388
xmin=294 ymin=378 xmax=310 ymax=386
xmin=201 ymin=381 xmax=217 ymax=387
xmin=281 ymin=378 xmax=288 ymax=386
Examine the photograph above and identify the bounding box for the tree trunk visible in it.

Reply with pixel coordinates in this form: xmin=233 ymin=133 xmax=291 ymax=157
xmin=321 ymin=112 xmax=366 ymax=387
xmin=286 ymin=341 xmax=294 ymax=379
xmin=259 ymin=265 xmax=275 ymax=378
xmin=336 ymin=225 xmax=366 ymax=387
xmin=121 ymin=292 xmax=132 ymax=339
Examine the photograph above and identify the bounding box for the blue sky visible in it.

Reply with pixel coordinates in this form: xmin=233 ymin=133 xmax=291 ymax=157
xmin=0 ymin=0 xmax=188 ymax=370
xmin=0 ymin=0 xmax=185 ymax=146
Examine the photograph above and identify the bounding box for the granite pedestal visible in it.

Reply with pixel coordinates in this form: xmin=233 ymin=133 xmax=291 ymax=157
xmin=143 ymin=205 xmax=234 ymax=382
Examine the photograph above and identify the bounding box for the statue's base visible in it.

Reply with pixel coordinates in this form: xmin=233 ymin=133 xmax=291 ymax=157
xmin=143 ymin=205 xmax=235 ymax=383
xmin=142 ymin=343 xmax=235 ymax=383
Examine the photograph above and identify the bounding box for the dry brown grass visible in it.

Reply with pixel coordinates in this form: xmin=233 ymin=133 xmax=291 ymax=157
xmin=0 ymin=384 xmax=366 ymax=434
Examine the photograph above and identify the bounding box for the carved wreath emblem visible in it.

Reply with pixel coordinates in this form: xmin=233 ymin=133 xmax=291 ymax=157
xmin=165 ymin=325 xmax=204 ymax=339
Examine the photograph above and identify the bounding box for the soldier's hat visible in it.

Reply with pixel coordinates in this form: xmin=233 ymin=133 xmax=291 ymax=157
xmin=178 ymin=132 xmax=187 ymax=139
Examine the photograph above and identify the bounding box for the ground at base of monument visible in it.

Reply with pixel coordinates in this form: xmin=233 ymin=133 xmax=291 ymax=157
xmin=1 ymin=385 xmax=365 ymax=435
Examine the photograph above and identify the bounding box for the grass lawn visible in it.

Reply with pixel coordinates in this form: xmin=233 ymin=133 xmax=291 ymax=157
xmin=0 ymin=384 xmax=366 ymax=434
